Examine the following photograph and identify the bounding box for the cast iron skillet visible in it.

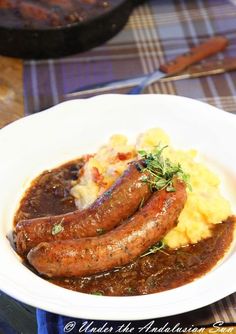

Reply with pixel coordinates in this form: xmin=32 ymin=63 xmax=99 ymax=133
xmin=0 ymin=0 xmax=144 ymax=59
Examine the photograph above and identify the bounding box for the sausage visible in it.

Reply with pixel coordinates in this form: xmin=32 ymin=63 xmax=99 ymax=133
xmin=15 ymin=161 xmax=152 ymax=256
xmin=41 ymin=0 xmax=74 ymax=9
xmin=27 ymin=179 xmax=187 ymax=278
xmin=0 ymin=0 xmax=16 ymax=9
xmin=19 ymin=2 xmax=61 ymax=25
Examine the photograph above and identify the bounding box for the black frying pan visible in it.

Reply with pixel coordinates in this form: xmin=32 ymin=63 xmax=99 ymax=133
xmin=0 ymin=0 xmax=144 ymax=59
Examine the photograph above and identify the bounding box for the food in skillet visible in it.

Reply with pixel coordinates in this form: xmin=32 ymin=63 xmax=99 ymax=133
xmin=0 ymin=0 xmax=113 ymax=29
xmin=14 ymin=128 xmax=235 ymax=295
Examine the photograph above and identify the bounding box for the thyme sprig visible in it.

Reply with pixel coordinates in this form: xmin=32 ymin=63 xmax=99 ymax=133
xmin=139 ymin=145 xmax=191 ymax=192
xmin=90 ymin=291 xmax=104 ymax=296
xmin=96 ymin=228 xmax=106 ymax=235
xmin=51 ymin=218 xmax=65 ymax=235
xmin=141 ymin=241 xmax=165 ymax=258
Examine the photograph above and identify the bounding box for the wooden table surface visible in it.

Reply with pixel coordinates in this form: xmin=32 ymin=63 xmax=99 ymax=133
xmin=0 ymin=56 xmax=31 ymax=333
xmin=0 ymin=56 xmax=24 ymax=129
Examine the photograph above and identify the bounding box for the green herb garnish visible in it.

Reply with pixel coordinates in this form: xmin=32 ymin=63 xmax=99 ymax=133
xmin=91 ymin=291 xmax=104 ymax=296
xmin=141 ymin=241 xmax=165 ymax=258
xmin=51 ymin=218 xmax=65 ymax=235
xmin=139 ymin=145 xmax=191 ymax=192
xmin=125 ymin=287 xmax=134 ymax=294
xmin=104 ymin=189 xmax=112 ymax=198
xmin=139 ymin=197 xmax=145 ymax=209
xmin=96 ymin=228 xmax=106 ymax=235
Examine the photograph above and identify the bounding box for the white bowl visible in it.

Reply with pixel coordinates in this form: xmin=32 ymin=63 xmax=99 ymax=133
xmin=0 ymin=94 xmax=235 ymax=320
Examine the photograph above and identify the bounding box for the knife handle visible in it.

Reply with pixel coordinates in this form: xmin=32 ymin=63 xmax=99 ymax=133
xmin=159 ymin=36 xmax=228 ymax=75
xmin=187 ymin=57 xmax=236 ymax=75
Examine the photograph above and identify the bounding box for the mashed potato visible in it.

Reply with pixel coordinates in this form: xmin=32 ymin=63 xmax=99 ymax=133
xmin=71 ymin=128 xmax=232 ymax=249
xmin=71 ymin=134 xmax=136 ymax=210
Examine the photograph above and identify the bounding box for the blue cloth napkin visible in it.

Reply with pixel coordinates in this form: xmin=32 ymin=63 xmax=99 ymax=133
xmin=37 ymin=310 xmax=152 ymax=334
xmin=36 ymin=306 xmax=218 ymax=334
xmin=37 ymin=310 xmax=116 ymax=334
xmin=0 ymin=320 xmax=16 ymax=334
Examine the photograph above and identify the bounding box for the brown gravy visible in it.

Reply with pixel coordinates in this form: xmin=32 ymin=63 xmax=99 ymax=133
xmin=14 ymin=160 xmax=235 ymax=296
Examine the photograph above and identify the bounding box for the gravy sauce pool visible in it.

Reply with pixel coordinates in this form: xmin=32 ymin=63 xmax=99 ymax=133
xmin=14 ymin=159 xmax=235 ymax=296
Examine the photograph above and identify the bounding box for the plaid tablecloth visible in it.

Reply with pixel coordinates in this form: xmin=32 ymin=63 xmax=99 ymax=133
xmin=16 ymin=0 xmax=236 ymax=332
xmin=24 ymin=0 xmax=236 ymax=115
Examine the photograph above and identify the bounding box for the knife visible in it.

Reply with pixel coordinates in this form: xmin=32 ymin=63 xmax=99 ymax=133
xmin=161 ymin=57 xmax=236 ymax=81
xmin=65 ymin=36 xmax=228 ymax=97
xmin=129 ymin=56 xmax=236 ymax=94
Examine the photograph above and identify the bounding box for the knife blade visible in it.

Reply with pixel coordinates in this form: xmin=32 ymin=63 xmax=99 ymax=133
xmin=65 ymin=36 xmax=228 ymax=98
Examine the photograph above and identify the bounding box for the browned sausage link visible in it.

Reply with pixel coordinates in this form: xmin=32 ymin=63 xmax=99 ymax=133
xmin=0 ymin=0 xmax=16 ymax=9
xmin=19 ymin=2 xmax=61 ymax=23
xmin=15 ymin=161 xmax=151 ymax=256
xmin=40 ymin=0 xmax=74 ymax=9
xmin=28 ymin=179 xmax=187 ymax=278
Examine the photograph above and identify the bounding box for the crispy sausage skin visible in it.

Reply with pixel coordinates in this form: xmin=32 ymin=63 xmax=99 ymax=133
xmin=28 ymin=179 xmax=187 ymax=278
xmin=0 ymin=0 xmax=16 ymax=9
xmin=19 ymin=2 xmax=60 ymax=23
xmin=15 ymin=161 xmax=152 ymax=256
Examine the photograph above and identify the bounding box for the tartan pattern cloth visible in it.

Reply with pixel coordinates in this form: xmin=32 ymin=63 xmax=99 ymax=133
xmin=22 ymin=0 xmax=236 ymax=332
xmin=24 ymin=0 xmax=236 ymax=114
